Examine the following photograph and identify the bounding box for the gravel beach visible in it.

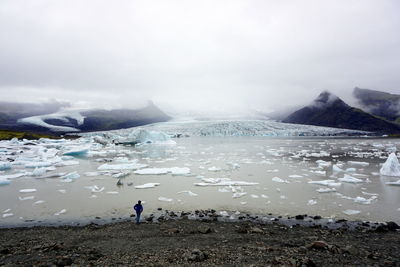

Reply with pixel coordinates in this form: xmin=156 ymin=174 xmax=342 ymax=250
xmin=1 ymin=216 xmax=399 ymax=266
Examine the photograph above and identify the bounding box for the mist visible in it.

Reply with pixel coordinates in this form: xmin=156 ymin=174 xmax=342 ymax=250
xmin=0 ymin=0 xmax=399 ymax=114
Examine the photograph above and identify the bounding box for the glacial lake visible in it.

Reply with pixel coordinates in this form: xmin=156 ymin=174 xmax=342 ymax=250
xmin=1 ymin=136 xmax=400 ymax=227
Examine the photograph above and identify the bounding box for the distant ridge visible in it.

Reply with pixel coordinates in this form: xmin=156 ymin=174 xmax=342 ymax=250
xmin=353 ymin=87 xmax=400 ymax=123
xmin=1 ymin=101 xmax=171 ymax=134
xmin=283 ymin=91 xmax=400 ymax=134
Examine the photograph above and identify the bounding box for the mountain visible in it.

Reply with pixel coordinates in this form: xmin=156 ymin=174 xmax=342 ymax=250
xmin=353 ymin=87 xmax=400 ymax=123
xmin=1 ymin=101 xmax=171 ymax=135
xmin=282 ymin=91 xmax=400 ymax=133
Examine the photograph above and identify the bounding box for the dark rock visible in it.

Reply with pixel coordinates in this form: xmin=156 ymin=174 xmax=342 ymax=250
xmin=308 ymin=241 xmax=329 ymax=250
xmin=56 ymin=256 xmax=73 ymax=266
xmin=164 ymin=228 xmax=180 ymax=234
xmin=0 ymin=248 xmax=10 ymax=254
xmin=249 ymin=227 xmax=264 ymax=234
xmin=185 ymin=249 xmax=207 ymax=262
xmin=313 ymin=216 xmax=322 ymax=220
xmin=386 ymin=221 xmax=400 ymax=231
xmin=197 ymin=225 xmax=212 ymax=234
xmin=343 ymin=245 xmax=358 ymax=255
xmin=295 ymin=215 xmax=305 ymax=220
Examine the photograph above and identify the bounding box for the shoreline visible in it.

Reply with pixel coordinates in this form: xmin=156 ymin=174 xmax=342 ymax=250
xmin=1 ymin=213 xmax=399 ymax=266
xmin=1 ymin=209 xmax=399 ymax=233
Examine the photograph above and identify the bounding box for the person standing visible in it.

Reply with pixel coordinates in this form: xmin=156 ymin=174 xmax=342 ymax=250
xmin=133 ymin=200 xmax=143 ymax=224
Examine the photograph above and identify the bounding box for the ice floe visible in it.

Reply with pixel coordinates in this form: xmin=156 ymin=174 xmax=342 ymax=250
xmin=194 ymin=178 xmax=258 ymax=186
xmin=380 ymin=153 xmax=400 ymax=177
xmin=98 ymin=162 xmax=147 ymax=170
xmin=338 ymin=174 xmax=363 ymax=184
xmin=135 ymin=183 xmax=160 ymax=189
xmin=158 ymin=196 xmax=173 ymax=202
xmin=308 ymin=180 xmax=341 ymax=187
xmin=134 ymin=167 xmax=190 ymax=175
xmin=177 ymin=190 xmax=198 ymax=196
xmin=19 ymin=189 xmax=37 ymax=193
xmin=342 ymin=209 xmax=361 ymax=215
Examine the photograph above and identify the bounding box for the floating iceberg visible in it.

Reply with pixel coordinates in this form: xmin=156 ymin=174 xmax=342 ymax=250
xmin=272 ymin=177 xmax=286 ymax=183
xmin=177 ymin=190 xmax=198 ymax=196
xmin=54 ymin=209 xmax=67 ymax=216
xmin=338 ymin=174 xmax=363 ymax=184
xmin=60 ymin=172 xmax=80 ymax=180
xmin=158 ymin=196 xmax=173 ymax=202
xmin=25 ymin=161 xmax=52 ymax=168
xmin=19 ymin=189 xmax=37 ymax=193
xmin=134 ymin=167 xmax=190 ymax=175
xmin=63 ymin=146 xmax=89 ymax=157
xmin=0 ymin=162 xmax=11 ymax=171
xmin=98 ymin=162 xmax=147 ymax=170
xmin=380 ymin=153 xmax=400 ymax=177
xmin=342 ymin=209 xmax=361 ymax=215
xmin=332 ymin=164 xmax=343 ymax=173
xmin=308 ymin=180 xmax=341 ymax=187
xmin=194 ymin=178 xmax=258 ymax=186
xmin=0 ymin=178 xmax=11 ymax=186
xmin=348 ymin=161 xmax=369 ymax=167
xmin=385 ymin=180 xmax=400 ymax=186
xmin=116 ymin=129 xmax=176 ymax=145
xmin=135 ymin=183 xmax=160 ymax=189
xmin=316 ymin=187 xmax=336 ymax=193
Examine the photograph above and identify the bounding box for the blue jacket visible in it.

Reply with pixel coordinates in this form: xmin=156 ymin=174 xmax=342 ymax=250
xmin=134 ymin=204 xmax=143 ymax=214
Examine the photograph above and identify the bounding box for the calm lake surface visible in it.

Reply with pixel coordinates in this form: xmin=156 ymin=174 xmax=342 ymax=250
xmin=1 ymin=136 xmax=399 ymax=226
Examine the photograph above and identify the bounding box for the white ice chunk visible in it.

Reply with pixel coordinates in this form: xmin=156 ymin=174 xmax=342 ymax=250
xmin=84 ymin=185 xmax=104 ymax=193
xmin=25 ymin=161 xmax=52 ymax=168
xmin=288 ymin=174 xmax=303 ymax=178
xmin=106 ymin=191 xmax=119 ymax=194
xmin=308 ymin=180 xmax=341 ymax=187
xmin=342 ymin=209 xmax=361 ymax=215
xmin=117 ymin=129 xmax=176 ymax=145
xmin=60 ymin=171 xmax=80 ymax=180
xmin=134 ymin=167 xmax=190 ymax=175
xmin=33 ymin=200 xmax=45 ymax=205
xmin=19 ymin=196 xmax=35 ymax=201
xmin=338 ymin=174 xmax=363 ymax=183
xmin=348 ymin=161 xmax=369 ymax=167
xmin=158 ymin=196 xmax=173 ymax=202
xmin=19 ymin=189 xmax=37 ymax=193
xmin=208 ymin=166 xmax=221 ymax=172
xmin=380 ymin=153 xmax=400 ymax=177
xmin=219 ymin=211 xmax=229 ymax=216
xmin=98 ymin=162 xmax=147 ymax=170
xmin=307 ymin=199 xmax=317 ymax=205
xmin=272 ymin=177 xmax=285 ymax=183
xmin=233 ymin=192 xmax=247 ymax=198
xmin=316 ymin=187 xmax=336 ymax=193
xmin=55 ymin=160 xmax=79 ymax=167
xmin=31 ymin=167 xmax=47 ymax=176
xmin=177 ymin=190 xmax=198 ymax=196
xmin=54 ymin=209 xmax=67 ymax=216
xmin=386 ymin=180 xmax=400 ymax=186
xmin=195 ymin=178 xmax=258 ymax=187
xmin=0 ymin=162 xmax=11 ymax=170
xmin=332 ymin=164 xmax=343 ymax=173
xmin=135 ymin=183 xmax=160 ymax=189
xmin=2 ymin=213 xmax=13 ymax=218
xmin=0 ymin=178 xmax=11 ymax=186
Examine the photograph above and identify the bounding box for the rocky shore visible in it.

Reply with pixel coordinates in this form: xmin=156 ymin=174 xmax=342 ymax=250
xmin=1 ymin=209 xmax=399 ymax=266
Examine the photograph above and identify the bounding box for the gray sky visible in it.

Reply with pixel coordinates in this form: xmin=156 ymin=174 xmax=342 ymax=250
xmin=0 ymin=0 xmax=399 ymax=113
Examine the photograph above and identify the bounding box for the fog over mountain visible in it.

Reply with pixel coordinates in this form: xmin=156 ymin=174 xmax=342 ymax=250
xmin=0 ymin=0 xmax=399 ymax=114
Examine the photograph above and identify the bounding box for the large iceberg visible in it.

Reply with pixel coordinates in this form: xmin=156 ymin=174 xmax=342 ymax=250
xmin=380 ymin=153 xmax=400 ymax=177
xmin=115 ymin=129 xmax=176 ymax=145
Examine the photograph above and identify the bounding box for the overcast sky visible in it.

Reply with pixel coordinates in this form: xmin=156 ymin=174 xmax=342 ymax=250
xmin=0 ymin=0 xmax=399 ymax=114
